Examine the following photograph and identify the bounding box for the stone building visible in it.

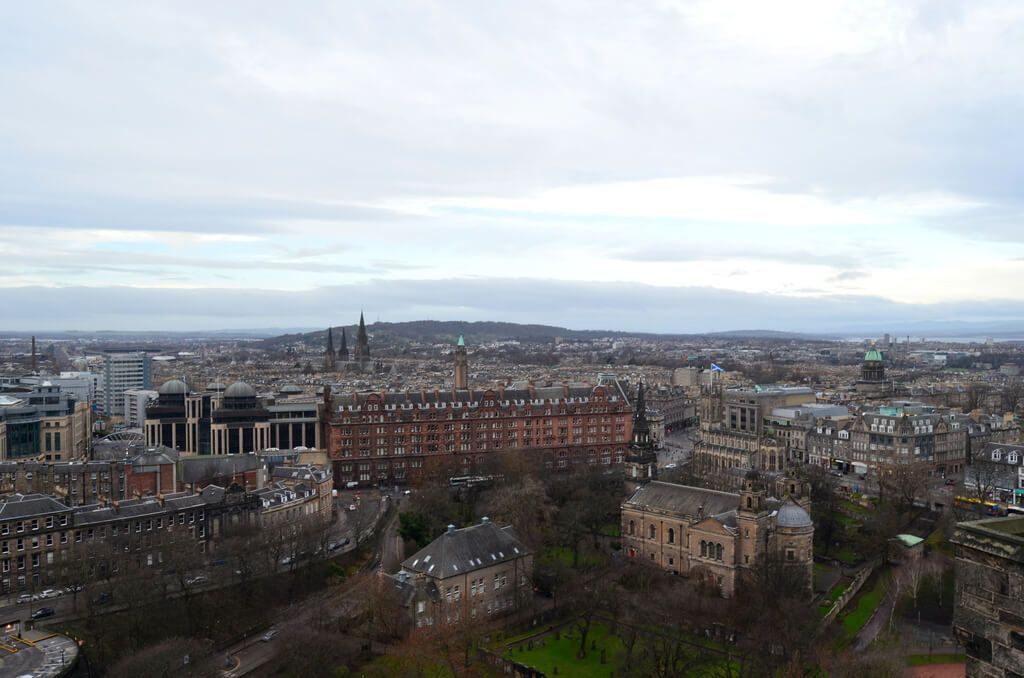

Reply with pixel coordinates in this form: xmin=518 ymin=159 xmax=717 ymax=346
xmin=327 ymin=383 xmax=633 ymax=487
xmin=394 ymin=518 xmax=533 ymax=629
xmin=693 ymin=385 xmax=816 ymax=478
xmin=848 ymin=403 xmax=967 ymax=474
xmin=952 ymin=515 xmax=1024 ymax=677
xmin=620 ymin=474 xmax=814 ymax=598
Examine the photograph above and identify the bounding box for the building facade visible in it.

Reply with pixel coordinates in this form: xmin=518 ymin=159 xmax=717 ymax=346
xmin=620 ymin=475 xmax=814 ymax=598
xmin=327 ymin=384 xmax=633 ymax=487
xmin=101 ymin=352 xmax=152 ymax=417
xmin=123 ymin=389 xmax=159 ymax=429
xmin=693 ymin=385 xmax=816 ymax=478
xmin=952 ymin=515 xmax=1024 ymax=677
xmin=0 ymin=383 xmax=90 ymax=462
xmin=396 ymin=519 xmax=533 ymax=628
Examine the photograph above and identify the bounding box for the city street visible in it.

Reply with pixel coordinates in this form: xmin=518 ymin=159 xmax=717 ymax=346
xmin=660 ymin=427 xmax=698 ymax=468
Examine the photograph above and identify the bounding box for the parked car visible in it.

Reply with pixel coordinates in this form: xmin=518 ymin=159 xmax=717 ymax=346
xmin=32 ymin=607 xmax=55 ymax=619
xmin=261 ymin=629 xmax=279 ymax=642
xmin=184 ymin=575 xmax=208 ymax=586
xmin=15 ymin=593 xmax=32 ymax=605
xmin=40 ymin=589 xmax=60 ymax=599
xmin=945 ymin=478 xmax=957 ymax=486
xmin=348 ymin=504 xmax=357 ymax=511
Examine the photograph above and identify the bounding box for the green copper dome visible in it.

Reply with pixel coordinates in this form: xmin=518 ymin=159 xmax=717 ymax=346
xmin=864 ymin=349 xmax=883 ymax=362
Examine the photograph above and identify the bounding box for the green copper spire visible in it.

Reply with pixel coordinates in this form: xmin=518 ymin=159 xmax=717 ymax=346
xmin=457 ymin=335 xmax=465 ymax=347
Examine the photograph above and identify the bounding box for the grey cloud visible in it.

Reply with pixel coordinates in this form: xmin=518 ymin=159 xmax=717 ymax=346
xmin=4 ymin=278 xmax=1024 ymax=335
xmin=616 ymin=247 xmax=860 ymax=267
xmin=828 ymin=270 xmax=869 ymax=282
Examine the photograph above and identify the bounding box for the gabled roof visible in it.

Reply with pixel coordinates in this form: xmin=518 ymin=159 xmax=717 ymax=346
xmin=401 ymin=521 xmax=530 ymax=580
xmin=623 ymin=481 xmax=739 ymax=520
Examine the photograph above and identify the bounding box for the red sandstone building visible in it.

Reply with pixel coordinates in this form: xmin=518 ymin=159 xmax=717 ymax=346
xmin=326 ymin=383 xmax=634 ymax=486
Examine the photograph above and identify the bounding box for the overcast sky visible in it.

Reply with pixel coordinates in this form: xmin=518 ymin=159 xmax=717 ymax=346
xmin=3 ymin=1 xmax=1024 ymax=333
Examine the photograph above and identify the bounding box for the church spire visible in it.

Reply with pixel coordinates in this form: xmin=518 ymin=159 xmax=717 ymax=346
xmin=624 ymin=381 xmax=657 ymax=493
xmin=354 ymin=311 xmax=371 ymax=365
xmin=324 ymin=327 xmax=337 ymax=371
xmin=339 ymin=327 xmax=348 ymax=358
xmin=632 ymin=381 xmax=650 ymax=443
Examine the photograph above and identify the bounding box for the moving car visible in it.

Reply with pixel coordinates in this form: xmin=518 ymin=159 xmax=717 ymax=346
xmin=32 ymin=607 xmax=55 ymax=619
xmin=15 ymin=593 xmax=32 ymax=605
xmin=261 ymin=629 xmax=279 ymax=642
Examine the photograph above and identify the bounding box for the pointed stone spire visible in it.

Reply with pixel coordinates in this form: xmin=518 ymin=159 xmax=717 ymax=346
xmin=355 ymin=311 xmax=370 ymax=364
xmin=339 ymin=327 xmax=348 ymax=358
xmin=324 ymin=328 xmax=337 ymax=371
xmin=632 ymin=381 xmax=650 ymax=439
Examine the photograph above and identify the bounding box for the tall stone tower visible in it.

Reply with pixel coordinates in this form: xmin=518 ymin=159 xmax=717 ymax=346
xmin=354 ymin=312 xmax=371 ymax=367
xmin=338 ymin=327 xmax=349 ymax=360
xmin=454 ymin=335 xmax=469 ymax=389
xmin=736 ymin=470 xmax=768 ymax=569
xmin=324 ymin=327 xmax=337 ymax=371
xmin=624 ymin=382 xmax=658 ymax=495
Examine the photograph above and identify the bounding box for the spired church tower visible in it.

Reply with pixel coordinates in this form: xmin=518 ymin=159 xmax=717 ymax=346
xmin=624 ymin=382 xmax=659 ymax=495
xmin=354 ymin=312 xmax=371 ymax=367
xmin=338 ymin=327 xmax=349 ymax=360
xmin=324 ymin=327 xmax=337 ymax=372
xmin=454 ymin=335 xmax=469 ymax=389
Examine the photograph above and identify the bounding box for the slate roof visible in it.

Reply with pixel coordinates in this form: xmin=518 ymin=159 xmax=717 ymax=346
xmin=401 ymin=521 xmax=530 ymax=580
xmin=624 ymin=481 xmax=740 ymax=519
xmin=0 ymin=494 xmax=71 ymax=519
xmin=181 ymin=454 xmax=259 ymax=484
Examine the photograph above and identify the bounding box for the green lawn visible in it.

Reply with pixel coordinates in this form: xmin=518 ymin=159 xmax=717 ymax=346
xmin=836 ymin=572 xmax=890 ymax=645
xmin=506 ymin=623 xmax=624 ymax=678
xmin=834 ymin=546 xmax=859 ymax=565
xmin=906 ymin=653 xmax=966 ymax=666
xmin=827 ymin=581 xmax=849 ymax=602
xmin=840 ymin=499 xmax=869 ymax=515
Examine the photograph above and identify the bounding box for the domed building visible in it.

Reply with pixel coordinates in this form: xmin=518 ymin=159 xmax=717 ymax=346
xmin=145 ymin=379 xmax=215 ymax=454
xmin=210 ymin=382 xmax=270 ymax=455
xmin=856 ymin=348 xmax=892 ymax=396
xmin=621 ymin=473 xmax=814 ymax=598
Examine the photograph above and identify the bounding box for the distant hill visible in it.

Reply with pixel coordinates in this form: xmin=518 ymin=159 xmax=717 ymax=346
xmin=258 ymin=320 xmax=830 ymax=348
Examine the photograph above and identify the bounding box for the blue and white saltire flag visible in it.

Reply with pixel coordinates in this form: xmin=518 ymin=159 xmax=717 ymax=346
xmin=710 ymin=363 xmax=725 ymax=373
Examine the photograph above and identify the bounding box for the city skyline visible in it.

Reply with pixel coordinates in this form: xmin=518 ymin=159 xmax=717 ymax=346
xmin=4 ymin=1 xmax=1024 ymax=331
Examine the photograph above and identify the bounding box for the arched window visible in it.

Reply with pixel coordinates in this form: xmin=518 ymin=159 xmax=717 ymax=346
xmin=667 ymin=528 xmax=675 ymax=544
xmin=716 ymin=543 xmax=724 ymax=561
xmin=746 ymin=497 xmax=752 ymax=509
xmin=700 ymin=540 xmax=707 ymax=557
xmin=628 ymin=520 xmax=635 ymax=536
xmin=648 ymin=524 xmax=656 ymax=540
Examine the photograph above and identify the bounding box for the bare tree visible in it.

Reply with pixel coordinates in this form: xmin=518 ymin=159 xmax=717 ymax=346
xmin=105 ymin=637 xmax=218 ymax=678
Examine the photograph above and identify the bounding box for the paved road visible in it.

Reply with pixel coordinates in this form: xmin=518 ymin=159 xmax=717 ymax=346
xmin=660 ymin=428 xmax=697 ymax=468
